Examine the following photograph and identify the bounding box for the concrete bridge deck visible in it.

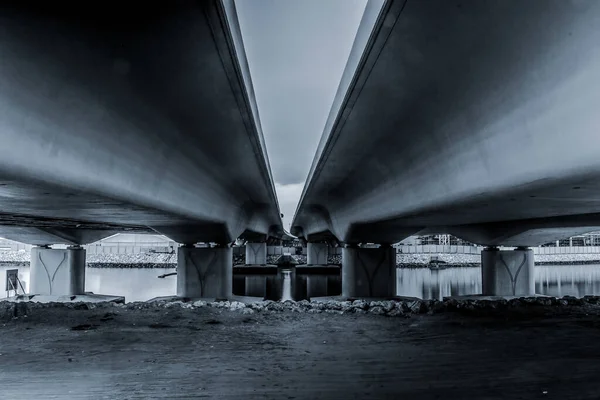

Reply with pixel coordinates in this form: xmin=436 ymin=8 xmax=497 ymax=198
xmin=291 ymin=0 xmax=600 ymax=247
xmin=0 ymin=0 xmax=283 ymax=246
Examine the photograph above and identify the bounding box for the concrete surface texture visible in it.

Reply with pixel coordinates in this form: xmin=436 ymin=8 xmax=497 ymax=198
xmin=245 ymin=242 xmax=267 ymax=265
xmin=306 ymin=242 xmax=328 ymax=265
xmin=482 ymin=248 xmax=535 ymax=296
xmin=30 ymin=247 xmax=86 ymax=296
xmin=342 ymin=246 xmax=396 ymax=298
xmin=176 ymin=246 xmax=232 ymax=299
xmin=0 ymin=0 xmax=282 ymax=246
xmin=292 ymin=0 xmax=600 ymax=247
xmin=3 ymin=301 xmax=600 ymax=399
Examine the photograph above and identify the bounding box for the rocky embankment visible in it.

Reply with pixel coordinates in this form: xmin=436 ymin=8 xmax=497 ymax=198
xmin=4 ymin=295 xmax=600 ymax=321
xmin=1 ymin=249 xmax=599 ymax=269
xmin=397 ymin=252 xmax=600 ymax=267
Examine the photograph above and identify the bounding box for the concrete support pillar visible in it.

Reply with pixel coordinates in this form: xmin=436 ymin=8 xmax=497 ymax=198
xmin=342 ymin=245 xmax=396 ymax=298
xmin=245 ymin=242 xmax=267 ymax=265
xmin=307 ymin=242 xmax=328 ymax=265
xmin=481 ymin=247 xmax=535 ymax=296
xmin=30 ymin=245 xmax=86 ymax=295
xmin=177 ymin=245 xmax=232 ymax=299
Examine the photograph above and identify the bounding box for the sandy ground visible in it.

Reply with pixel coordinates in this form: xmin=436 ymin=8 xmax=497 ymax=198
xmin=1 ymin=304 xmax=600 ymax=399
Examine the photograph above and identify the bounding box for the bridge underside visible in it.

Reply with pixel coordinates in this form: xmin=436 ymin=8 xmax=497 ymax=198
xmin=292 ymin=0 xmax=600 ymax=247
xmin=0 ymin=0 xmax=283 ymax=245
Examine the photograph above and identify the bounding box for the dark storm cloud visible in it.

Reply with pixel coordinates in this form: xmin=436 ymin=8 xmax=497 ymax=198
xmin=235 ymin=0 xmax=368 ymax=186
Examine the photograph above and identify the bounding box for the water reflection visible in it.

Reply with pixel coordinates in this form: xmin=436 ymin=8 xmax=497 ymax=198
xmin=281 ymin=270 xmax=292 ymax=301
xmin=397 ymin=264 xmax=600 ymax=300
xmin=4 ymin=264 xmax=600 ymax=303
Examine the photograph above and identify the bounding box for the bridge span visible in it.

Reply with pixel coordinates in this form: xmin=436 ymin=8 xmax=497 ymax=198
xmin=0 ymin=0 xmax=284 ymax=299
xmin=292 ymin=0 xmax=600 ymax=298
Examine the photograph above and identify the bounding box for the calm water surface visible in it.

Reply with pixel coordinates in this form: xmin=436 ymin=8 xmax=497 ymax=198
xmin=4 ymin=264 xmax=600 ymax=302
xmin=397 ymin=264 xmax=600 ymax=300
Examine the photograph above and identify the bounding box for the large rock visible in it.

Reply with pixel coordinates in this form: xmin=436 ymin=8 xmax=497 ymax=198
xmin=352 ymin=299 xmax=368 ymax=310
xmin=369 ymin=306 xmax=386 ymax=315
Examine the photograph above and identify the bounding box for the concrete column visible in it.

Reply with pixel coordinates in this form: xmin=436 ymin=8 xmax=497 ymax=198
xmin=307 ymin=242 xmax=328 ymax=265
xmin=177 ymin=245 xmax=232 ymax=299
xmin=30 ymin=245 xmax=86 ymax=296
xmin=245 ymin=242 xmax=266 ymax=265
xmin=342 ymin=245 xmax=396 ymax=298
xmin=481 ymin=247 xmax=535 ymax=296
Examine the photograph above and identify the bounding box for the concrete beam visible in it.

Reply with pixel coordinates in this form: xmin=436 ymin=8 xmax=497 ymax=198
xmin=0 ymin=0 xmax=283 ymax=244
xmin=292 ymin=0 xmax=600 ymax=244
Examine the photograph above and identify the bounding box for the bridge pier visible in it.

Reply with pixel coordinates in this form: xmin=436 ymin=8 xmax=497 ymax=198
xmin=481 ymin=247 xmax=535 ymax=296
xmin=177 ymin=245 xmax=232 ymax=299
xmin=307 ymin=242 xmax=328 ymax=265
xmin=245 ymin=242 xmax=267 ymax=265
xmin=30 ymin=245 xmax=86 ymax=296
xmin=342 ymin=245 xmax=396 ymax=298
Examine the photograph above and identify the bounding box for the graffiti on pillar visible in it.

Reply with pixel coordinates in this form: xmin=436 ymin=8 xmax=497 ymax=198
xmin=309 ymin=245 xmax=325 ymax=264
xmin=499 ymin=253 xmax=527 ymax=296
xmin=37 ymin=252 xmax=67 ymax=295
xmin=355 ymin=251 xmax=389 ymax=297
xmin=185 ymin=251 xmax=218 ymax=296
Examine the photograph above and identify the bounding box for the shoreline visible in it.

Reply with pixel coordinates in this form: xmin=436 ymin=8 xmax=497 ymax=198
xmin=1 ymin=260 xmax=599 ymax=269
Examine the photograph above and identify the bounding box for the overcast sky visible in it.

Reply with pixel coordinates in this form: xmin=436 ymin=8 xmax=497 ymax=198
xmin=235 ymin=0 xmax=368 ymax=230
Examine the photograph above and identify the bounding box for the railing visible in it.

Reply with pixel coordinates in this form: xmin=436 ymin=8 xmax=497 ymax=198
xmin=6 ymin=275 xmax=26 ymax=298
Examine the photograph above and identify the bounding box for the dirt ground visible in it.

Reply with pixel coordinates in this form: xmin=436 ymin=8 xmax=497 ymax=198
xmin=1 ymin=304 xmax=600 ymax=399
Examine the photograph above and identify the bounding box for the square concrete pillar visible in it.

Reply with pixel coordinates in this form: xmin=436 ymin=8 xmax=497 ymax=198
xmin=307 ymin=242 xmax=328 ymax=265
xmin=481 ymin=248 xmax=535 ymax=296
xmin=245 ymin=242 xmax=267 ymax=265
xmin=342 ymin=246 xmax=396 ymax=298
xmin=177 ymin=246 xmax=232 ymax=299
xmin=30 ymin=246 xmax=86 ymax=296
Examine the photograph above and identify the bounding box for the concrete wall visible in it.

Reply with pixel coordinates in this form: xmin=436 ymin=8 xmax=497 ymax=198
xmin=397 ymin=244 xmax=600 ymax=255
xmin=398 ymin=245 xmax=482 ymax=255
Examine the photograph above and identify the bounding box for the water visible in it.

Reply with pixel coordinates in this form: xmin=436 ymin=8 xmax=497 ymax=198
xmin=397 ymin=264 xmax=600 ymax=300
xmin=5 ymin=264 xmax=600 ymax=302
xmin=0 ymin=265 xmax=176 ymax=302
xmin=281 ymin=270 xmax=292 ymax=301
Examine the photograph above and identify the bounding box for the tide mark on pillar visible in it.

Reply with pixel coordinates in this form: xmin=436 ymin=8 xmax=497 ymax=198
xmin=355 ymin=251 xmax=388 ymax=297
xmin=499 ymin=253 xmax=527 ymax=296
xmin=185 ymin=251 xmax=218 ymax=297
xmin=38 ymin=252 xmax=67 ymax=295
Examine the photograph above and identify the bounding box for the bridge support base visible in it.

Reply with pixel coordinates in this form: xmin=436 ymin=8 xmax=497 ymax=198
xmin=30 ymin=246 xmax=86 ymax=296
xmin=481 ymin=247 xmax=534 ymax=296
xmin=177 ymin=246 xmax=232 ymax=299
xmin=245 ymin=242 xmax=266 ymax=265
xmin=307 ymin=242 xmax=328 ymax=265
xmin=342 ymin=246 xmax=396 ymax=298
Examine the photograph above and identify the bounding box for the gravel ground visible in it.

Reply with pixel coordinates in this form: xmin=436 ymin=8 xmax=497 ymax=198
xmin=1 ymin=298 xmax=600 ymax=399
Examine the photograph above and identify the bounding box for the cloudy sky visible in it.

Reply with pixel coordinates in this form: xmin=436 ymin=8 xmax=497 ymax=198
xmin=235 ymin=0 xmax=368 ymax=230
